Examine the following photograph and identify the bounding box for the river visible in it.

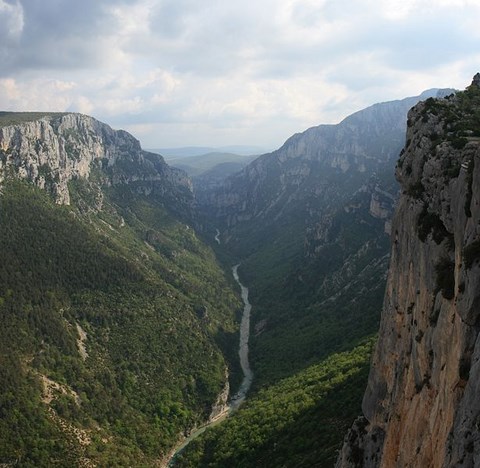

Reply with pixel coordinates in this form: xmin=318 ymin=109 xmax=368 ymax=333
xmin=230 ymin=264 xmax=254 ymax=407
xmin=166 ymin=264 xmax=253 ymax=466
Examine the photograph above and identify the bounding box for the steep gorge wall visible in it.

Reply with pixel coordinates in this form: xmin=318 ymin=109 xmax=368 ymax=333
xmin=0 ymin=113 xmax=191 ymax=205
xmin=198 ymin=89 xmax=451 ymax=232
xmin=337 ymin=79 xmax=480 ymax=467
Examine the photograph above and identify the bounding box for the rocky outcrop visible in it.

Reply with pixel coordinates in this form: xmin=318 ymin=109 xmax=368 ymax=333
xmin=337 ymin=78 xmax=480 ymax=467
xmin=0 ymin=112 xmax=191 ymax=206
xmin=369 ymin=187 xmax=396 ymax=220
xmin=208 ymin=369 xmax=230 ymax=422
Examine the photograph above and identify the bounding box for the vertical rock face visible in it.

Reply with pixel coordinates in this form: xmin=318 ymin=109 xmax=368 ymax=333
xmin=337 ymin=79 xmax=480 ymax=467
xmin=0 ymin=112 xmax=192 ymax=206
xmin=208 ymin=369 xmax=230 ymax=422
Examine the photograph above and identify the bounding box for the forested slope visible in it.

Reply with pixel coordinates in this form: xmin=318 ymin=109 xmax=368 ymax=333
xmin=175 ymin=340 xmax=373 ymax=467
xmin=0 ymin=113 xmax=240 ymax=466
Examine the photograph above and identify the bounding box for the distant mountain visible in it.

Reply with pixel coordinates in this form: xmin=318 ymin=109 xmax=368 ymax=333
xmin=149 ymin=145 xmax=268 ymax=159
xmin=169 ymin=152 xmax=257 ymax=177
xmin=192 ymin=161 xmax=253 ymax=195
xmin=198 ymin=90 xmax=455 ymax=280
xmin=199 ymin=89 xmax=454 ymax=239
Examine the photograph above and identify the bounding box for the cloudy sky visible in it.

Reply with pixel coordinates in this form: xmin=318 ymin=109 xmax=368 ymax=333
xmin=0 ymin=0 xmax=479 ymax=150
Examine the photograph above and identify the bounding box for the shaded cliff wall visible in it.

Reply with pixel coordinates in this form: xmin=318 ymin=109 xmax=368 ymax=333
xmin=199 ymin=90 xmax=450 ymax=231
xmin=337 ymin=79 xmax=480 ymax=467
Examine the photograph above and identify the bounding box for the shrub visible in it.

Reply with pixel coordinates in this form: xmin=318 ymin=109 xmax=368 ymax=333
xmin=463 ymin=239 xmax=480 ymax=269
xmin=464 ymin=159 xmax=474 ymax=218
xmin=435 ymin=257 xmax=455 ymax=300
xmin=407 ymin=181 xmax=425 ymax=199
xmin=450 ymin=137 xmax=468 ymax=149
xmin=417 ymin=206 xmax=452 ymax=245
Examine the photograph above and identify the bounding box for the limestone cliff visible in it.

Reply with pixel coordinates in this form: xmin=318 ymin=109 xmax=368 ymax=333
xmin=0 ymin=112 xmax=191 ymax=208
xmin=337 ymin=77 xmax=480 ymax=467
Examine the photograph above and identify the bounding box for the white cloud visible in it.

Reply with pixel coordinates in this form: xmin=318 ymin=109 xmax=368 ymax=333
xmin=70 ymin=95 xmax=94 ymax=115
xmin=0 ymin=77 xmax=76 ymax=111
xmin=0 ymin=78 xmax=19 ymax=100
xmin=0 ymin=0 xmax=478 ymax=148
xmin=0 ymin=0 xmax=24 ymax=39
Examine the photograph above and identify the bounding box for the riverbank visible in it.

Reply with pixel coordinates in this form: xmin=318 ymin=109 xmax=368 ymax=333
xmin=164 ymin=264 xmax=253 ymax=467
xmin=230 ymin=264 xmax=253 ymax=408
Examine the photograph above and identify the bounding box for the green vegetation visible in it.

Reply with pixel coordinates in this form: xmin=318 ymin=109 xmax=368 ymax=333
xmin=0 ymin=179 xmax=240 ymax=466
xmin=0 ymin=112 xmax=68 ymax=128
xmin=240 ymin=185 xmax=389 ymax=389
xmin=175 ymin=339 xmax=374 ymax=467
xmin=435 ymin=257 xmax=455 ymax=300
xmin=463 ymin=239 xmax=480 ymax=269
xmin=186 ymin=164 xmax=391 ymax=466
xmin=417 ymin=205 xmax=453 ymax=245
xmin=422 ymin=84 xmax=480 ymax=148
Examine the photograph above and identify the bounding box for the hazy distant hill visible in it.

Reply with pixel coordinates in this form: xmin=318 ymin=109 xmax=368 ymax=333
xmin=168 ymin=152 xmax=257 ymax=177
xmin=149 ymin=145 xmax=268 ymax=158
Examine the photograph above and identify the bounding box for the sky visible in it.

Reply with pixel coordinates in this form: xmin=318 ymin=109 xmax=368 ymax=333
xmin=0 ymin=0 xmax=479 ymax=150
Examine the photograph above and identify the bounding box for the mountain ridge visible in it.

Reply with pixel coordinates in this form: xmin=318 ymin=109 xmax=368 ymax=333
xmin=197 ymin=88 xmax=453 ymax=247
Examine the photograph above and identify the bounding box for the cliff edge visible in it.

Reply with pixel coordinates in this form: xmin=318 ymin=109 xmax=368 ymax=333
xmin=337 ymin=75 xmax=480 ymax=467
xmin=0 ymin=112 xmax=191 ymax=208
